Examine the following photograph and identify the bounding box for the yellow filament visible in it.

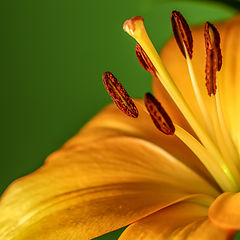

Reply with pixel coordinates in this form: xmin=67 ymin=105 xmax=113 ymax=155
xmin=175 ymin=125 xmax=238 ymax=192
xmin=211 ymin=95 xmax=240 ymax=185
xmin=185 ymin=52 xmax=215 ymax=139
xmin=216 ymin=92 xmax=240 ymax=165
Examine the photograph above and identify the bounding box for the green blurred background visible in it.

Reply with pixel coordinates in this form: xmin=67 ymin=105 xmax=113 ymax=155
xmin=0 ymin=0 xmax=239 ymax=239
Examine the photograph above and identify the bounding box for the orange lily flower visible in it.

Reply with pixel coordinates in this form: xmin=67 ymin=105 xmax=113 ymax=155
xmin=1 ymin=11 xmax=240 ymax=240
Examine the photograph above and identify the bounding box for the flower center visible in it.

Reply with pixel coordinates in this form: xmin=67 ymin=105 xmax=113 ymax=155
xmin=103 ymin=11 xmax=240 ymax=193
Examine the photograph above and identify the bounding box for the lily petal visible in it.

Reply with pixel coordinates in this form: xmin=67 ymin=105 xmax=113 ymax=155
xmin=0 ymin=137 xmax=218 ymax=239
xmin=217 ymin=15 xmax=240 ymax=146
xmin=119 ymin=201 xmax=235 ymax=240
xmin=209 ymin=192 xmax=240 ymax=230
xmin=63 ymin=101 xmax=219 ymax=189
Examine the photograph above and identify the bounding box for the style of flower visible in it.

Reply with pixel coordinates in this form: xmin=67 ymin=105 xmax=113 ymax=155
xmin=1 ymin=11 xmax=240 ymax=240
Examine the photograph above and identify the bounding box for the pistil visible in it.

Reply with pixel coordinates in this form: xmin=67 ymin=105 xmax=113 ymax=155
xmin=123 ymin=16 xmax=223 ymax=164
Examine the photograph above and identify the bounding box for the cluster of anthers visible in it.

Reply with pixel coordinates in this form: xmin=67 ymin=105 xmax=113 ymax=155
xmin=102 ymin=11 xmax=240 ymax=193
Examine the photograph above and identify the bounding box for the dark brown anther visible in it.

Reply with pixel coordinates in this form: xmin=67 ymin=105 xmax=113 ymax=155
xmin=102 ymin=72 xmax=139 ymax=118
xmin=171 ymin=11 xmax=193 ymax=59
xmin=135 ymin=43 xmax=157 ymax=77
xmin=144 ymin=92 xmax=175 ymax=135
xmin=204 ymin=22 xmax=222 ymax=96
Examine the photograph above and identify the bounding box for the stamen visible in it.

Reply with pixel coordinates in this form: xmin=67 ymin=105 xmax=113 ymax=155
xmin=144 ymin=92 xmax=175 ymax=135
xmin=171 ymin=11 xmax=193 ymax=59
xmin=204 ymin=22 xmax=222 ymax=96
xmin=171 ymin=11 xmax=214 ymax=139
xmin=102 ymin=72 xmax=138 ymax=118
xmin=135 ymin=43 xmax=156 ymax=77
